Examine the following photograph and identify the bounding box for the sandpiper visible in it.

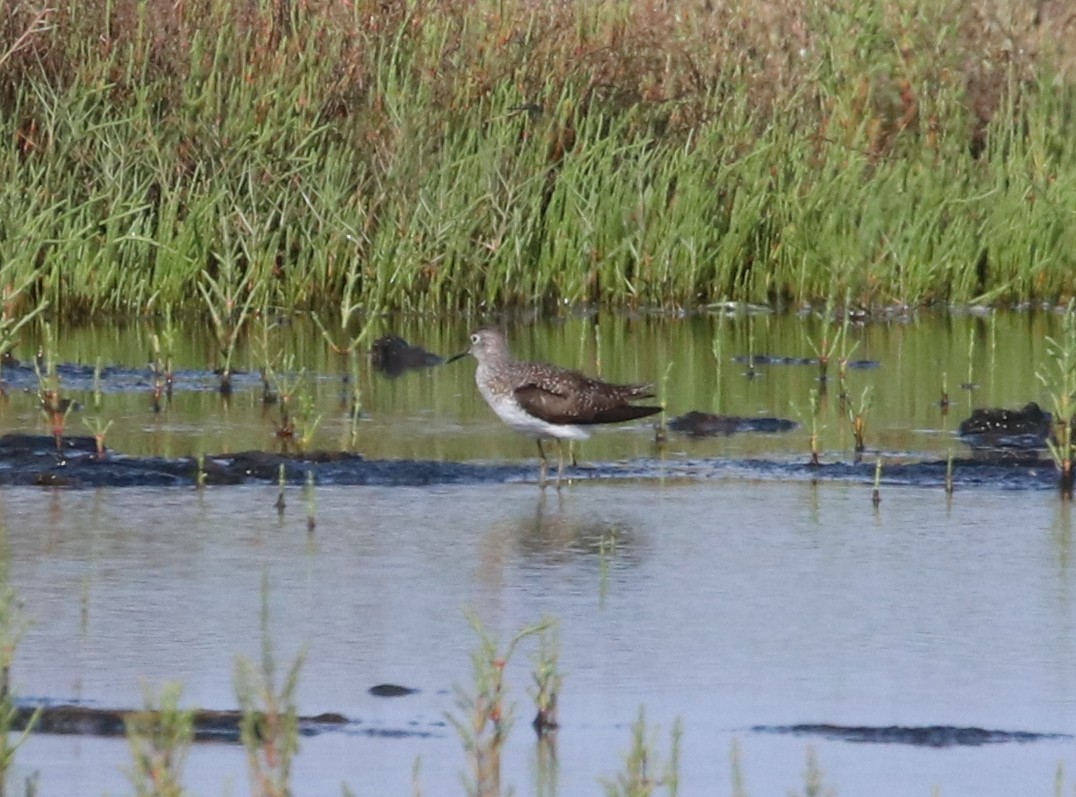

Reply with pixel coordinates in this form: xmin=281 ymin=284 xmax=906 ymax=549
xmin=448 ymin=328 xmax=662 ymax=486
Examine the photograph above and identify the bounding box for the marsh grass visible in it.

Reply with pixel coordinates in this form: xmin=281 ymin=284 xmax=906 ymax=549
xmin=0 ymin=269 xmax=47 ymax=389
xmin=265 ymin=355 xmax=321 ymax=453
xmin=0 ymin=0 xmax=1074 ymax=318
xmin=199 ymin=245 xmax=264 ymax=396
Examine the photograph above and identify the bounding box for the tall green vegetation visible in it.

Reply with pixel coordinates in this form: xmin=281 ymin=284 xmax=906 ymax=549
xmin=0 ymin=0 xmax=1074 ymax=316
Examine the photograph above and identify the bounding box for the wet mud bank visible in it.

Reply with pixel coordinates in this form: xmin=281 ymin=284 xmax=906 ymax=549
xmin=11 ymin=703 xmax=440 ymax=742
xmin=0 ymin=434 xmax=1061 ymax=490
xmin=753 ymin=724 xmax=1072 ymax=747
xmin=15 ymin=703 xmax=1068 ymax=749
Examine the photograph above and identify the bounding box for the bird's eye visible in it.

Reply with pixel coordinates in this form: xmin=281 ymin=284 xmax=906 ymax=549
xmin=470 ymin=333 xmax=480 ymax=344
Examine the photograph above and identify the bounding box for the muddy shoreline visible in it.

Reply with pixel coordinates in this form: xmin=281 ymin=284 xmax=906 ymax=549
xmin=0 ymin=433 xmax=1059 ymax=490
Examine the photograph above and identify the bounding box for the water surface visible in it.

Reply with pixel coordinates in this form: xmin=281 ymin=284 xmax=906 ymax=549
xmin=2 ymin=311 xmax=1075 ymax=795
xmin=5 ymin=478 xmax=1076 ymax=796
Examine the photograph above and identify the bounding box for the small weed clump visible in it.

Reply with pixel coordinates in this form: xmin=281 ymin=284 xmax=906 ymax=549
xmin=124 ymin=682 xmax=194 ymax=797
xmin=529 ymin=622 xmax=562 ymax=736
xmin=601 ymin=708 xmax=681 ymax=797
xmin=448 ymin=612 xmax=555 ymax=797
xmin=32 ymin=323 xmax=73 ymax=450
xmin=847 ymin=386 xmax=873 ymax=457
xmin=235 ymin=574 xmax=305 ymax=797
xmin=794 ymin=388 xmax=826 ymax=467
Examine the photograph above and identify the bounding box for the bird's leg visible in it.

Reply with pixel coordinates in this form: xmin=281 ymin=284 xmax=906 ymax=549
xmin=536 ymin=439 xmax=549 ymax=488
xmin=555 ymin=439 xmax=566 ymax=490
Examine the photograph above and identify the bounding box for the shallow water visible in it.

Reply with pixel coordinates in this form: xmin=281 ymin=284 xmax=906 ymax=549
xmin=0 ymin=308 xmax=1060 ymax=466
xmin=5 ymin=479 xmax=1076 ymax=796
xmin=2 ymin=311 xmax=1076 ymax=795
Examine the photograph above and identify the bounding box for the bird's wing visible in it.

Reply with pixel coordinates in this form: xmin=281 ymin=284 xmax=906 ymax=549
xmin=514 ymin=369 xmax=661 ymax=425
xmin=512 ymin=369 xmax=588 ymax=425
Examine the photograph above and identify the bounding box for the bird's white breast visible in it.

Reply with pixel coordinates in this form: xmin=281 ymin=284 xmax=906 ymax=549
xmin=476 ymin=368 xmax=590 ymax=441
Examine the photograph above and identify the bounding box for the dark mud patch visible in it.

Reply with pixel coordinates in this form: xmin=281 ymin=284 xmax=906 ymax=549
xmin=14 ymin=702 xmax=441 ymax=742
xmin=753 ymin=723 xmax=1071 ymax=747
xmin=369 ymin=683 xmax=420 ymax=697
xmin=0 ymin=434 xmax=1061 ymax=490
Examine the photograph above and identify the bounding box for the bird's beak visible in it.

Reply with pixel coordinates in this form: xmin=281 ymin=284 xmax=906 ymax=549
xmin=445 ymin=350 xmax=469 ymax=364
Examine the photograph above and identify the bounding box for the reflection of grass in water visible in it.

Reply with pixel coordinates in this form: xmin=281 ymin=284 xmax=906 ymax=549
xmin=0 ymin=526 xmax=39 ymax=783
xmin=788 ymin=746 xmax=836 ymax=797
xmin=598 ymin=526 xmax=619 ymax=607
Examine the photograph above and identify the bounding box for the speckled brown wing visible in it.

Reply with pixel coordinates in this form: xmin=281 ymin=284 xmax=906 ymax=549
xmin=513 ymin=366 xmax=661 ymax=425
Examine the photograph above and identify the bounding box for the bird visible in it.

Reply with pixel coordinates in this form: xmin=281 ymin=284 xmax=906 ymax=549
xmin=448 ymin=328 xmax=662 ymax=486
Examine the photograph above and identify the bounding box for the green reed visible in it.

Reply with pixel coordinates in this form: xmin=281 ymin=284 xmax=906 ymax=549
xmin=601 ymin=708 xmax=681 ymax=797
xmin=1036 ymin=303 xmax=1076 ymax=498
xmin=528 ymin=621 xmax=562 ymax=737
xmin=848 ymin=386 xmax=873 ymax=456
xmin=449 ymin=611 xmax=554 ymax=797
xmin=234 ymin=573 xmax=305 ymax=797
xmin=0 ymin=0 xmax=1073 ymax=319
xmin=793 ymin=388 xmax=825 ymax=467
xmin=32 ymin=322 xmax=73 ymax=449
